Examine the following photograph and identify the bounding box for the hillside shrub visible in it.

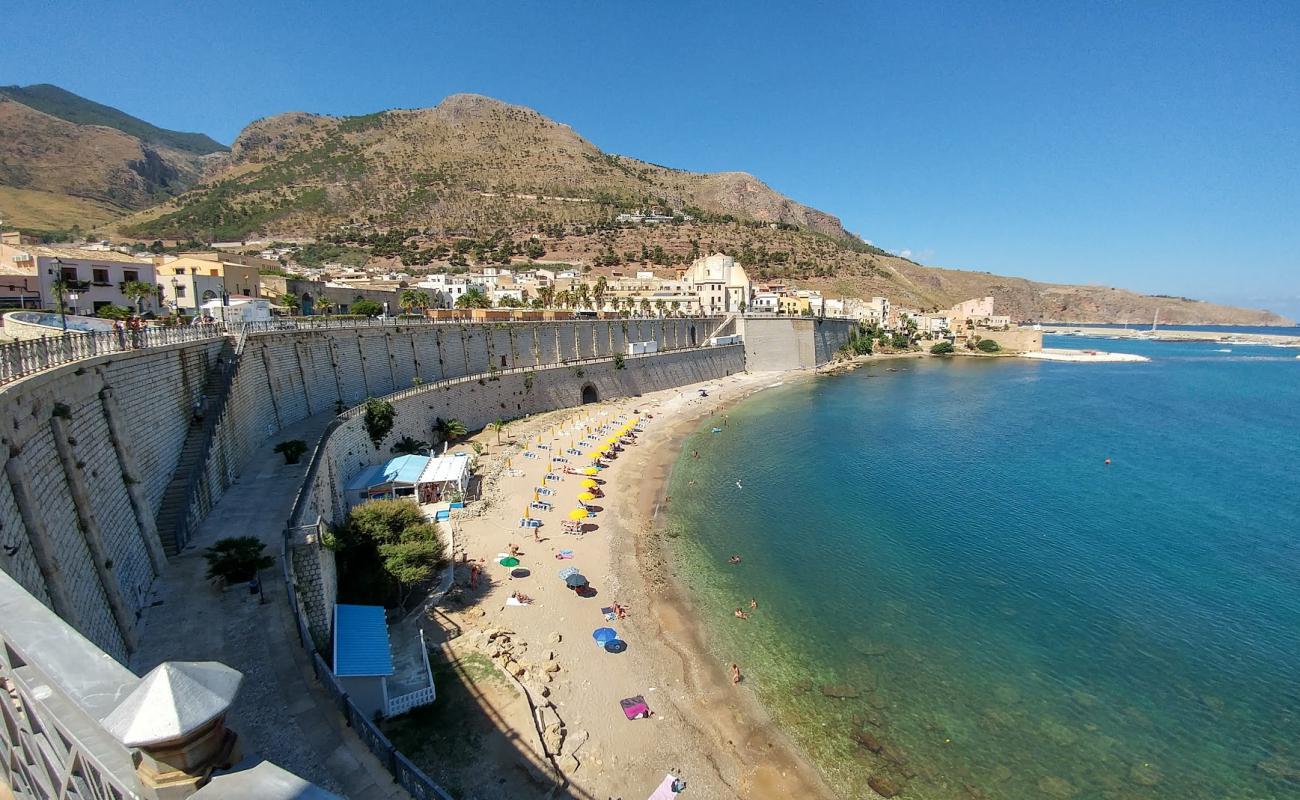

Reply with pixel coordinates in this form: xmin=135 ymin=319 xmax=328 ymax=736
xmin=930 ymin=341 xmax=954 ymax=355
xmin=976 ymin=338 xmax=1002 ymax=353
xmin=274 ymin=439 xmax=308 ymax=464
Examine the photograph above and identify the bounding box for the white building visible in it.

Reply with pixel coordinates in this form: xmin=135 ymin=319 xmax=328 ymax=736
xmin=682 ymin=254 xmax=751 ymax=315
xmin=0 ymin=236 xmax=159 ymax=315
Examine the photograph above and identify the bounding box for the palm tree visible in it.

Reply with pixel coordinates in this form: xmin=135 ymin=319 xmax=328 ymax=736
xmin=278 ymin=293 xmax=301 ymax=314
xmin=639 ymin=298 xmax=652 ymax=316
xmin=593 ymin=276 xmax=608 ymax=311
xmin=575 ymin=283 xmax=591 ymax=311
xmin=399 ymin=289 xmax=431 ymax=315
xmin=488 ymin=419 xmax=507 ymax=445
xmin=670 ymin=300 xmax=681 ymax=316
xmin=390 ymin=435 xmax=430 ymax=455
xmin=316 ymin=298 xmax=336 ymax=317
xmin=433 ymin=417 xmax=468 ymax=446
xmin=537 ymin=285 xmax=555 ymax=309
xmin=654 ymin=299 xmax=666 ymax=317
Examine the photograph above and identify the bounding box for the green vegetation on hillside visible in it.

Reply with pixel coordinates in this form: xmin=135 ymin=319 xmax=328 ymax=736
xmin=0 ymin=84 xmax=228 ymax=154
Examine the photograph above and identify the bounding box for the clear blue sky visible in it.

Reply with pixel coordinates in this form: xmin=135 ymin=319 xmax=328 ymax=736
xmin=6 ymin=1 xmax=1298 ymax=318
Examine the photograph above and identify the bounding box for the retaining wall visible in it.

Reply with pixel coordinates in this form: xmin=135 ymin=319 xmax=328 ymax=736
xmin=0 ymin=340 xmax=222 ymax=659
xmin=290 ymin=345 xmax=745 ymax=643
xmin=739 ymin=317 xmax=857 ymax=370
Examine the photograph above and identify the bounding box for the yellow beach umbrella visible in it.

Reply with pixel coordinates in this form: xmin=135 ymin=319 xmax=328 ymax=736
xmin=580 ymin=478 xmax=598 ymax=489
xmin=568 ymin=508 xmax=588 ymax=521
xmin=533 ymin=490 xmax=540 ymax=502
xmin=524 ymin=506 xmax=531 ymax=519
xmin=577 ymin=492 xmax=595 ymax=502
xmin=583 ymin=467 xmax=599 ymax=475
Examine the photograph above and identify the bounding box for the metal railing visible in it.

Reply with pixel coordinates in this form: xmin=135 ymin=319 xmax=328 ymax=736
xmin=0 ymin=324 xmax=223 ymax=388
xmin=231 ymin=313 xmax=718 ymax=335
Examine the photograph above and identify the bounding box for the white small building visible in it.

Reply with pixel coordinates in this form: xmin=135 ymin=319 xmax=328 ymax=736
xmin=202 ymin=296 xmax=272 ymax=323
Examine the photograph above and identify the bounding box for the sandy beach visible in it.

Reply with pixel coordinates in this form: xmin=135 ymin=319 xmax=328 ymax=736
xmin=423 ymin=370 xmax=835 ymax=800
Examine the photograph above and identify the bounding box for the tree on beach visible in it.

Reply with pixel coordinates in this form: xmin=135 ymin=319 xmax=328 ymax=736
xmin=390 ymin=435 xmax=429 ymax=455
xmin=335 ymin=499 xmax=445 ymax=607
xmin=488 ymin=419 xmax=507 ymax=444
xmin=433 ymin=417 xmax=468 ymax=445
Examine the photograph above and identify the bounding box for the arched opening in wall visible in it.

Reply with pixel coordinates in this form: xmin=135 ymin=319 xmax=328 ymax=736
xmin=201 ymin=289 xmax=217 ymax=302
xmin=689 ymin=325 xmax=697 ymax=346
xmin=581 ymin=384 xmax=599 ymax=405
xmin=300 ymin=293 xmax=314 ymax=315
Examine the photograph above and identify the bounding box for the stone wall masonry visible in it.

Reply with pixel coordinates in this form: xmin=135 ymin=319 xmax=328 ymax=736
xmin=287 ymin=344 xmax=743 ymax=644
xmin=0 ymin=339 xmax=222 ymax=659
xmin=739 ymin=317 xmax=856 ymax=371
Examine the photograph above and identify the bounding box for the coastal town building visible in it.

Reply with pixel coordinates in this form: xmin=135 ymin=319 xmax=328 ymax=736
xmin=0 ymin=237 xmax=159 ymax=315
xmin=681 ymin=253 xmax=752 ymax=314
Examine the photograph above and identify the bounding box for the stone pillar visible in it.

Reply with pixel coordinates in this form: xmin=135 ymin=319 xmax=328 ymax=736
xmin=49 ymin=414 xmax=137 ymax=651
xmin=103 ymin=661 xmax=243 ymax=800
xmin=3 ymin=450 xmax=80 ymax=626
xmin=99 ymin=386 xmax=168 ymax=574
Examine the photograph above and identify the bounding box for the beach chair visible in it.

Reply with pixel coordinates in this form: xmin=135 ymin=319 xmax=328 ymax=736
xmin=530 ymin=501 xmax=552 ymax=512
xmin=519 ymin=517 xmax=543 ymax=528
xmin=535 ymin=486 xmax=554 ymax=496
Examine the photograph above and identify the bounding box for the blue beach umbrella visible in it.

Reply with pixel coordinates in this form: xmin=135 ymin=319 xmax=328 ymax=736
xmin=603 ymin=639 xmax=628 ymax=654
xmin=592 ymin=627 xmax=618 ymax=646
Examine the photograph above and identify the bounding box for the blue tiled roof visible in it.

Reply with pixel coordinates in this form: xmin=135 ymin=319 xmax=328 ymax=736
xmin=333 ymin=605 xmax=394 ymax=677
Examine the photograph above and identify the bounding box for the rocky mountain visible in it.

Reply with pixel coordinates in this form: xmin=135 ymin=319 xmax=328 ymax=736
xmin=120 ymin=93 xmax=853 ymax=242
xmin=0 ymin=85 xmax=225 ymax=231
xmin=0 ymin=86 xmax=1287 ymax=324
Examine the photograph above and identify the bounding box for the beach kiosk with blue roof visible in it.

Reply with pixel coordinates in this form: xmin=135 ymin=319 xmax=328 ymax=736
xmin=332 ymin=604 xmax=396 ymax=719
xmin=344 ymin=454 xmax=431 ymax=506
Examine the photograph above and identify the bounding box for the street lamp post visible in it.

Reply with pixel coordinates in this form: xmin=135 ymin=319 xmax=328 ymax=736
xmin=51 ymin=258 xmax=68 ymax=332
xmin=170 ymin=277 xmax=180 ymax=318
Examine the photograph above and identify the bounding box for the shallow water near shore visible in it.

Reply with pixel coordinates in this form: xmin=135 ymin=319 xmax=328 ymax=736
xmin=665 ymin=337 xmax=1300 ymax=799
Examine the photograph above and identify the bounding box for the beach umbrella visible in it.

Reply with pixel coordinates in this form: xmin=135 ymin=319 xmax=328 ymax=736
xmin=558 ymin=566 xmax=579 ymax=579
xmin=498 ymin=556 xmax=520 ymax=568
xmin=568 ymin=508 xmax=588 ymax=521
xmin=592 ymin=627 xmax=617 ymax=645
xmin=603 ymin=639 xmax=628 ymax=654
xmin=583 ymin=467 xmax=599 ymax=476
xmin=524 ymin=506 xmax=531 ymax=519
xmin=580 ymin=479 xmax=598 ymax=489
xmin=533 ymin=490 xmax=540 ymax=502
xmin=565 ymin=573 xmax=589 ymax=588
xmin=577 ymin=492 xmax=595 ymax=502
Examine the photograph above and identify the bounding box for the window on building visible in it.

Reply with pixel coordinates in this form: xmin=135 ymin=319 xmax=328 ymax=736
xmin=124 ymin=270 xmax=138 ymax=282
xmin=210 ymin=269 xmax=219 ymax=276
xmin=92 ymin=268 xmax=109 ymax=285
xmin=60 ymin=266 xmax=78 ymax=282
xmin=176 ymin=285 xmax=187 ymax=298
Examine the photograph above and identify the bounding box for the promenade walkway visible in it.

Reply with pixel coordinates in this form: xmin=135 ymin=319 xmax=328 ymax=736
xmin=132 ymin=412 xmax=408 ymax=800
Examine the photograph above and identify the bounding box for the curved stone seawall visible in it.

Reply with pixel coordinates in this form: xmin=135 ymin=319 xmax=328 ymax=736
xmin=0 ymin=339 xmax=223 ymax=660
xmin=191 ymin=318 xmax=719 ymax=539
xmin=0 ymin=318 xmax=719 ymax=659
xmin=288 ymin=345 xmax=745 ymax=641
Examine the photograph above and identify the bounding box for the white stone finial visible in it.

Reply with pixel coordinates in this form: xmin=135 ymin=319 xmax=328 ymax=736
xmin=102 ymin=661 xmax=243 ymax=748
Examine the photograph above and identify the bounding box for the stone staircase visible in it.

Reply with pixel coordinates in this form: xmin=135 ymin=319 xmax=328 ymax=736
xmin=705 ymin=313 xmax=738 ymax=342
xmin=155 ymin=339 xmax=238 ymax=556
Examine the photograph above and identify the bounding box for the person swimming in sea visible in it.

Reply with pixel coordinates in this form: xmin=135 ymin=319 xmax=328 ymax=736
xmin=733 ymin=607 xmax=749 ymax=620
xmin=730 ymin=663 xmax=743 ymax=684
xmin=728 ymin=554 xmax=742 ymax=565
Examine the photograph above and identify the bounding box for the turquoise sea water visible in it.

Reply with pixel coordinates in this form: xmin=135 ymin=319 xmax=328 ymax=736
xmin=665 ymin=337 xmax=1300 ymax=799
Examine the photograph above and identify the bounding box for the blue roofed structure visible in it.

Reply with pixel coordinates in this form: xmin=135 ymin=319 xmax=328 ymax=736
xmin=344 ymin=454 xmax=432 ymax=505
xmin=332 ymin=605 xmax=394 ymax=678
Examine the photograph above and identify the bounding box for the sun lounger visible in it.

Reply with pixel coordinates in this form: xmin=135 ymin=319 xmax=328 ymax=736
xmin=551 ymin=456 xmax=568 ymax=463
xmin=535 ymin=486 xmax=554 ymax=496
xmin=530 ymin=501 xmax=552 ymax=511
xmin=523 ymin=451 xmax=539 ymax=459
xmin=519 ymin=518 xmax=543 ymax=528
xmin=505 ymin=596 xmax=532 ymax=606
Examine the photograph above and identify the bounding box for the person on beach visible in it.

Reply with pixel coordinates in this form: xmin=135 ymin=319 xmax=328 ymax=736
xmin=532 ymin=526 xmax=541 ymax=543
xmin=733 ymin=608 xmax=749 ymax=620
xmin=693 ymin=450 xmax=699 ymax=460
xmin=613 ymin=601 xmax=627 ymax=619
xmin=469 ymin=562 xmax=480 ymax=590
xmin=508 ymin=543 xmax=521 ymax=557
xmin=731 ymin=663 xmax=743 ymax=684
xmin=749 ymin=598 xmax=758 ymax=610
